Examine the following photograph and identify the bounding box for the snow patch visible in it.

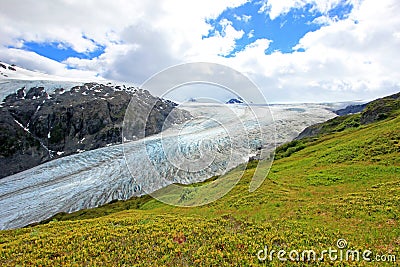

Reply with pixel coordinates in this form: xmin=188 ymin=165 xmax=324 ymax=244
xmin=13 ymin=119 xmax=30 ymax=133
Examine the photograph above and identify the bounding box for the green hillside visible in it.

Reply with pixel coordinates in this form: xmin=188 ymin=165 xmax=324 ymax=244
xmin=1 ymin=102 xmax=399 ymax=266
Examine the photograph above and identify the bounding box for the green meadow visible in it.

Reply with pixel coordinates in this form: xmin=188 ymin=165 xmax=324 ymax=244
xmin=1 ymin=105 xmax=399 ymax=266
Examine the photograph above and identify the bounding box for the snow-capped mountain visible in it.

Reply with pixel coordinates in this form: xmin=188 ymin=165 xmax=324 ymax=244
xmin=0 ymin=81 xmax=190 ymax=178
xmin=0 ymin=61 xmax=138 ymax=101
xmin=226 ymin=98 xmax=243 ymax=104
xmin=0 ymin=61 xmax=87 ymax=101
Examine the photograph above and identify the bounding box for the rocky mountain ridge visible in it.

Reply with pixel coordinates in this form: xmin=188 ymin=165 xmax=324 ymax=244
xmin=0 ymin=82 xmax=191 ymax=178
xmin=334 ymin=103 xmax=367 ymax=116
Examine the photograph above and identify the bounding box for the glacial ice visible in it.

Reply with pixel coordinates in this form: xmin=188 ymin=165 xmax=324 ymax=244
xmin=0 ymin=103 xmax=336 ymax=229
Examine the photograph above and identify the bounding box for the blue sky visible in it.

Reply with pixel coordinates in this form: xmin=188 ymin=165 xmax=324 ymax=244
xmin=16 ymin=1 xmax=354 ymax=62
xmin=206 ymin=1 xmax=353 ymax=56
xmin=19 ymin=41 xmax=105 ymax=63
xmin=0 ymin=0 xmax=399 ymax=102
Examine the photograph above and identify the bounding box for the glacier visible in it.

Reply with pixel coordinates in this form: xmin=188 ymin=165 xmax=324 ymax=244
xmin=0 ymin=103 xmax=336 ymax=229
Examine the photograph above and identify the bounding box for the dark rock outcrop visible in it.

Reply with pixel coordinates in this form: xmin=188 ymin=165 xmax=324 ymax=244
xmin=334 ymin=103 xmax=367 ymax=116
xmin=0 ymin=83 xmax=191 ymax=178
xmin=226 ymin=98 xmax=243 ymax=104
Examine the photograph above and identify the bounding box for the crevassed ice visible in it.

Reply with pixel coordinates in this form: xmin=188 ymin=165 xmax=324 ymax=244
xmin=0 ymin=104 xmax=335 ymax=229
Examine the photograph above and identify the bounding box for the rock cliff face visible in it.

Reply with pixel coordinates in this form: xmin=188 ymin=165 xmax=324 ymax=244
xmin=0 ymin=82 xmax=191 ymax=178
xmin=334 ymin=103 xmax=367 ymax=116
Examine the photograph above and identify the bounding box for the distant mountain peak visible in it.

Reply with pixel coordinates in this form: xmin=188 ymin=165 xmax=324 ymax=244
xmin=226 ymin=98 xmax=243 ymax=104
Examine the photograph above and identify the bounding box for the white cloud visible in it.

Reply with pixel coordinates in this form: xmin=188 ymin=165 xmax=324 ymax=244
xmin=0 ymin=0 xmax=399 ymax=102
xmin=234 ymin=14 xmax=252 ymax=22
xmin=67 ymin=17 xmax=245 ymax=83
xmin=258 ymin=0 xmax=361 ymax=20
xmin=0 ymin=0 xmax=248 ymax=83
xmin=0 ymin=47 xmax=99 ymax=80
xmin=190 ymin=19 xmax=244 ymax=58
xmin=229 ymin=0 xmax=400 ymax=102
xmin=310 ymin=15 xmax=334 ymax=25
xmin=247 ymin=30 xmax=255 ymax=38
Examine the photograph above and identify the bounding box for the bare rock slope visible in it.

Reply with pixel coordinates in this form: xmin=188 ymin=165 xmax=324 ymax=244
xmin=0 ymin=82 xmax=190 ymax=178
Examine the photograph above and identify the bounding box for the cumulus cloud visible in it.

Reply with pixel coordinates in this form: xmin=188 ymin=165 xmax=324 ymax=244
xmin=0 ymin=0 xmax=399 ymax=102
xmin=0 ymin=47 xmax=100 ymax=80
xmin=0 ymin=0 xmax=248 ymax=82
xmin=226 ymin=0 xmax=400 ymax=102
xmin=189 ymin=19 xmax=244 ymax=58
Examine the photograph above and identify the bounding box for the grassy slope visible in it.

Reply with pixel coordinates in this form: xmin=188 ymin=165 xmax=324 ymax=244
xmin=0 ymin=115 xmax=399 ymax=266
